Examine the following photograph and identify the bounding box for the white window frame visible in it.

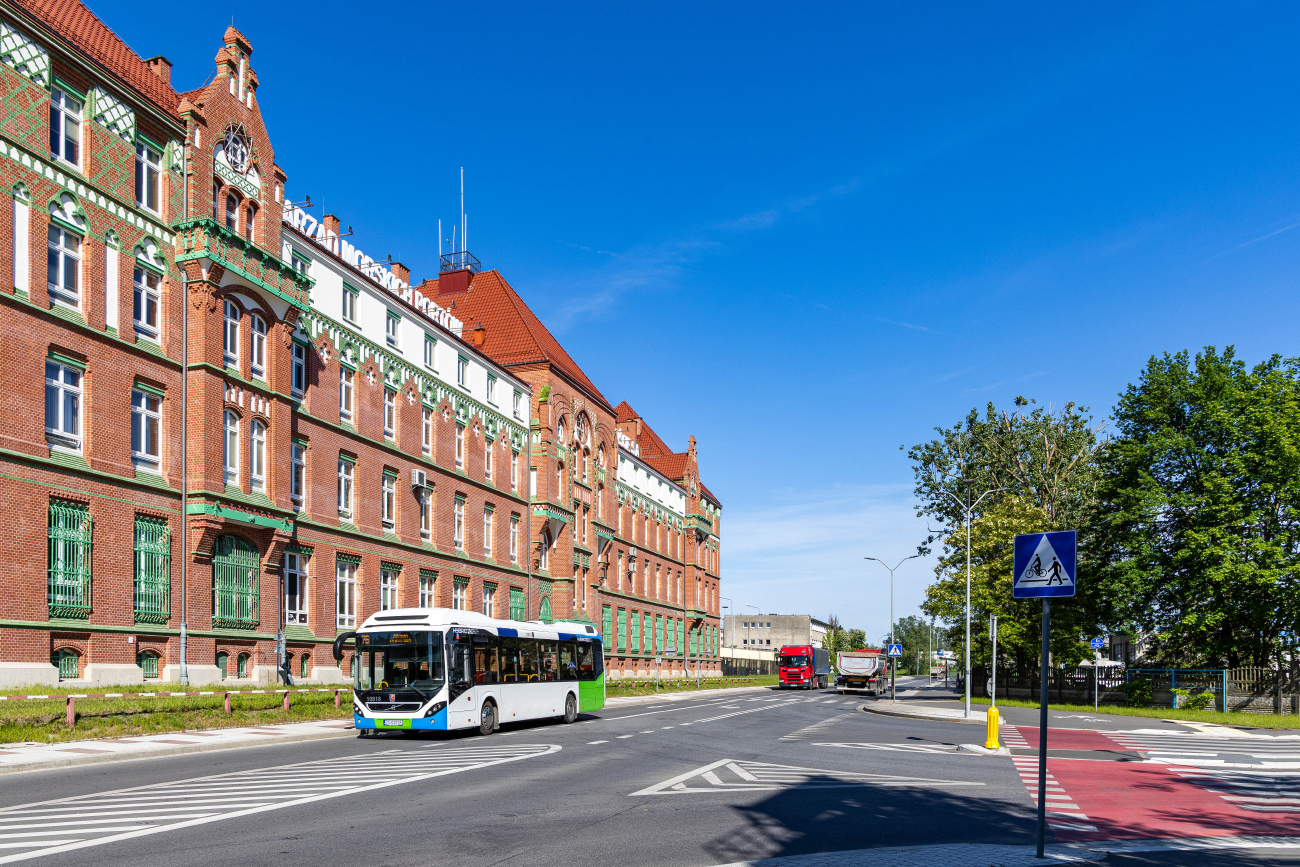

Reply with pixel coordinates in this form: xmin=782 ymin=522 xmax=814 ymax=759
xmin=49 ymin=87 xmax=81 ymax=167
xmin=135 ymin=142 xmax=160 ymax=213
xmin=223 ymin=300 xmax=239 ymax=367
xmin=249 ymin=420 xmax=266 ymax=492
xmin=222 ymin=410 xmax=239 ymax=485
xmin=421 ymin=407 xmax=432 ymax=456
xmin=484 ymin=441 xmax=493 ymax=481
xmin=486 ymin=376 xmax=496 ymax=405
xmin=130 ymin=388 xmax=161 ymax=471
xmin=456 ymin=356 xmax=468 ymax=388
xmin=509 ymin=516 xmax=519 ymax=564
xmin=455 ymin=423 xmax=464 ymax=468
xmin=453 ymin=498 xmax=465 ymax=550
xmin=46 ymin=225 xmax=81 ymax=308
xmin=385 ymin=312 xmax=400 ymax=348
xmin=132 ymin=266 xmax=161 ymax=341
xmin=418 ymin=572 xmax=435 ymax=608
xmin=383 ymin=389 xmax=396 ymax=439
xmin=452 ymin=580 xmax=467 ymax=611
xmin=291 ymin=342 xmax=307 ymax=399
xmin=513 ymin=391 xmax=522 ymax=419
xmin=336 ymin=561 xmax=356 ymax=628
xmin=380 ymin=568 xmax=398 ymax=611
xmin=419 ymin=487 xmax=431 ymax=541
xmin=511 ymin=451 xmax=519 ymax=492
xmin=483 ymin=507 xmax=493 ymax=558
xmin=381 ymin=472 xmax=397 ymax=531
xmin=290 ymin=442 xmax=305 ymax=507
xmin=337 ymin=458 xmax=354 ymax=520
xmin=285 ymin=552 xmax=308 ymax=625
xmin=44 ymin=360 xmax=81 ymax=452
xmin=341 ymin=285 xmax=357 ymax=322
xmin=339 ymin=367 xmax=354 ymax=422
xmin=249 ymin=315 xmax=266 ymax=379
xmin=423 ymin=335 xmax=436 ymax=369
xmin=482 ymin=585 xmax=495 ymax=618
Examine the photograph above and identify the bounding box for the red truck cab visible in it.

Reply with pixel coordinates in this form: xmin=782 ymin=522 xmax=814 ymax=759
xmin=778 ymin=644 xmax=831 ymax=690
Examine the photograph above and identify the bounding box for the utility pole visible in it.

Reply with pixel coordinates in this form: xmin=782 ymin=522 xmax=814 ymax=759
xmin=865 ymin=554 xmax=920 ymax=701
xmin=941 ymin=487 xmax=1005 ymax=719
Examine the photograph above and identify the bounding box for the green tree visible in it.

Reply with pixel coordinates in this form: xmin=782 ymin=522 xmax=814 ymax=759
xmin=845 ymin=628 xmax=869 ymax=650
xmin=1094 ymin=347 xmax=1300 ymax=667
xmin=821 ymin=614 xmax=846 ymax=655
xmin=884 ymin=615 xmax=935 ymax=675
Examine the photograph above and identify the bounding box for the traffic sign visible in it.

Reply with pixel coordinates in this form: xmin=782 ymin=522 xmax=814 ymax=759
xmin=886 ymin=644 xmax=903 ymax=657
xmin=1090 ymin=637 xmax=1105 ymax=650
xmin=1012 ymin=530 xmax=1077 ymax=598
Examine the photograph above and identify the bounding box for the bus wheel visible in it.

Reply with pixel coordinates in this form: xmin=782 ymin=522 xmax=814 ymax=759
xmin=479 ymin=701 xmax=496 ymax=737
xmin=563 ymin=693 xmax=577 ymax=724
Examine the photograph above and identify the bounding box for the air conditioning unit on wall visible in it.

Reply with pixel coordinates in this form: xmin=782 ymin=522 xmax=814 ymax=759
xmin=410 ymin=469 xmax=427 ymax=489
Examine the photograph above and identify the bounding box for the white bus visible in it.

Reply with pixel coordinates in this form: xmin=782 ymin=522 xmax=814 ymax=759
xmin=333 ymin=608 xmax=606 ymax=735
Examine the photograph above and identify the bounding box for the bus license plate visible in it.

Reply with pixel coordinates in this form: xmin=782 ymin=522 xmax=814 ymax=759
xmin=381 ymin=719 xmax=405 ymax=727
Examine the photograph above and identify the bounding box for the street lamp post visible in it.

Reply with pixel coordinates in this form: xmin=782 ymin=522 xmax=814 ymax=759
xmin=720 ymin=597 xmax=733 ymax=676
xmin=864 ymin=554 xmax=920 ymax=701
xmin=940 ymin=487 xmax=1005 ymax=720
xmin=745 ymin=604 xmax=760 ymax=677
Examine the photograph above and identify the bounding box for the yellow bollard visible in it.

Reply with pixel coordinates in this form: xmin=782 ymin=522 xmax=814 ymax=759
xmin=985 ymin=706 xmax=1000 ymax=750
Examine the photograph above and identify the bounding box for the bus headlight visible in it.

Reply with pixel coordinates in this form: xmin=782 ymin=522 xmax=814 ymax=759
xmin=423 ymin=701 xmax=447 ymax=718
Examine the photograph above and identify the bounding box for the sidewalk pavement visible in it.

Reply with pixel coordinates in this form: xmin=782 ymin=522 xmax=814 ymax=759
xmin=0 ymin=718 xmax=356 ymax=774
xmin=862 ymin=699 xmax=997 ymax=725
xmin=717 ymin=836 xmax=1300 ymax=866
xmin=604 ymin=685 xmax=773 ymax=709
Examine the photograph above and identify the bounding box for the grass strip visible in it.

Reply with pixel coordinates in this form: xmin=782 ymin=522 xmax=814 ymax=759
xmin=973 ymin=696 xmax=1300 ymax=730
xmin=0 ymin=691 xmax=351 ymax=744
xmin=605 ymin=675 xmax=777 ymax=699
xmin=0 ymin=683 xmax=344 ymax=698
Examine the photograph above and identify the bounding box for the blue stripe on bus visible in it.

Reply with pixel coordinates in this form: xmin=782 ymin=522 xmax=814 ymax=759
xmin=497 ymin=627 xmax=518 ymax=637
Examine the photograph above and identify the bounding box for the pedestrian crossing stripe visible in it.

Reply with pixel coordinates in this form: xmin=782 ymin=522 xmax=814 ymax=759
xmin=629 ymin=758 xmax=986 ymax=796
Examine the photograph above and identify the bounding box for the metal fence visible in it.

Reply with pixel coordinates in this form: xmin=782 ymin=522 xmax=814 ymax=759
xmin=721 ymin=659 xmax=778 ymax=677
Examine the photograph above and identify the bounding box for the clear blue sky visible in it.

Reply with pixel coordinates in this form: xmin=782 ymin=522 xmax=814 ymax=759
xmin=101 ymin=1 xmax=1300 ymax=643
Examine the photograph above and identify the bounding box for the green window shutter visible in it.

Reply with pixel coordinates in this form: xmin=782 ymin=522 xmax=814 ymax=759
xmin=655 ymin=616 xmax=663 ymax=653
xmin=676 ymin=620 xmax=683 ymax=653
xmin=690 ymin=626 xmax=698 ymax=656
xmin=602 ymin=605 xmax=613 ymax=644
xmin=631 ymin=612 xmax=641 ymax=653
xmin=48 ymin=500 xmax=92 ymax=619
xmin=617 ymin=609 xmax=627 ymax=652
xmin=132 ymin=516 xmax=170 ymax=623
xmin=136 ymin=651 xmax=158 ymax=679
xmin=509 ymin=588 xmax=526 ymax=621
xmin=52 ymin=648 xmax=80 ymax=680
xmin=539 ymin=596 xmax=553 ymax=624
xmin=216 ymin=651 xmax=228 ymax=679
xmin=213 ymin=535 xmax=260 ymax=629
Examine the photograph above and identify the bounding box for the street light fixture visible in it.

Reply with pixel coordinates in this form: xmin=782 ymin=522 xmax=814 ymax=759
xmin=940 ymin=486 xmax=1005 ymax=720
xmin=864 ymin=554 xmax=921 ymax=701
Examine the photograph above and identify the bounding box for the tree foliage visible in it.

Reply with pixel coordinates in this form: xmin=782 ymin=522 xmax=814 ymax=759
xmin=883 ymin=615 xmax=937 ymax=675
xmin=1093 ymin=347 xmax=1300 ymax=667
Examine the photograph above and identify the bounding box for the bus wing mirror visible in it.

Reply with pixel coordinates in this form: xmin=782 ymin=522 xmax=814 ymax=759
xmin=333 ymin=631 xmax=356 ymax=664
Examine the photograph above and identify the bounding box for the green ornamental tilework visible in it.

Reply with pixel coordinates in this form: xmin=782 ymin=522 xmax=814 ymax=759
xmin=0 ymin=22 xmax=49 ymax=87
xmin=0 ymin=63 xmax=47 ymax=153
xmin=89 ymin=132 xmax=134 ymax=204
xmin=90 ymin=87 xmax=134 ymax=142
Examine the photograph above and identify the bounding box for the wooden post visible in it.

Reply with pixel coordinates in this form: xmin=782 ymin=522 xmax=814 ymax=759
xmin=334 ymin=689 xmax=340 ymax=708
xmin=66 ymin=696 xmax=74 ymax=729
xmin=224 ymin=692 xmax=231 ymax=715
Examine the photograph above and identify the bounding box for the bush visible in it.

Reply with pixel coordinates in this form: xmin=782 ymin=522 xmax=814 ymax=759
xmin=1173 ymin=688 xmax=1216 ymax=710
xmin=1123 ymin=678 xmax=1155 ymax=707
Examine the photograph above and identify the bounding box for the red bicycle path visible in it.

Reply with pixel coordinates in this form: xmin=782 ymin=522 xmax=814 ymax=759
xmin=1008 ymin=725 xmax=1300 ymax=843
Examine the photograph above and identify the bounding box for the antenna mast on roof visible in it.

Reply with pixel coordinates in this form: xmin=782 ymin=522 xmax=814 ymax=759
xmin=460 ymin=167 xmax=465 ymax=254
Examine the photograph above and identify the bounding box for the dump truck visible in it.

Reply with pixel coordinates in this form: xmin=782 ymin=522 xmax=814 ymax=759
xmin=835 ymin=649 xmax=888 ymax=695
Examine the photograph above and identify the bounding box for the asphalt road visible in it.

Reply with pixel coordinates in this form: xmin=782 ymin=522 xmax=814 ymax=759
xmin=3 ymin=683 xmax=1296 ymax=866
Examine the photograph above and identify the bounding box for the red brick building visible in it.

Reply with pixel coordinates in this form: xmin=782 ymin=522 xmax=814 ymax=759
xmin=0 ymin=0 xmax=721 ymax=686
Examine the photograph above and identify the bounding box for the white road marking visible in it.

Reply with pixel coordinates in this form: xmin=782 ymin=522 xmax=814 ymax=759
xmin=813 ymin=742 xmax=965 ymax=755
xmin=630 ymin=758 xmax=988 ymax=796
xmin=587 ymin=740 xmax=608 ymax=745
xmin=0 ymin=743 xmax=558 ymax=864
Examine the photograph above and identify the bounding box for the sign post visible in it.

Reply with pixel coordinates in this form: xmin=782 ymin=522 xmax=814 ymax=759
xmin=886 ymin=644 xmax=903 ymax=701
xmin=1013 ymin=530 xmax=1077 ymax=860
xmin=989 ymin=615 xmax=999 ymax=708
xmin=1090 ymin=637 xmax=1105 ymax=711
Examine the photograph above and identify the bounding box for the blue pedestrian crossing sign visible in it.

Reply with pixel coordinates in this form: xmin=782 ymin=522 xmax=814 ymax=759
xmin=1012 ymin=530 xmax=1077 ymax=599
xmin=886 ymin=644 xmax=903 ymax=657
xmin=1090 ymin=637 xmax=1105 ymax=650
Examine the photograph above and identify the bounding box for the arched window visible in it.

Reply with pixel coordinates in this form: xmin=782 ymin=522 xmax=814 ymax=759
xmin=52 ymin=648 xmax=80 ymax=681
xmin=249 ymin=314 xmax=266 ymax=379
xmin=539 ymin=596 xmax=553 ymax=624
xmin=556 ymin=462 xmax=564 ymax=494
xmin=212 ymin=182 xmax=220 ymax=220
xmin=136 ymin=651 xmax=159 ymax=679
xmin=216 ymin=651 xmax=229 ymax=679
xmin=597 ymin=444 xmax=605 ymax=468
xmin=249 ymin=420 xmax=266 ymax=492
xmin=540 ymin=527 xmax=552 ymax=571
xmin=225 ymin=193 xmax=238 ymax=231
xmin=223 ymin=411 xmax=239 ymax=485
xmin=582 ymin=449 xmax=590 ymax=484
xmin=245 ymin=202 xmax=257 ymax=240
xmin=236 ymin=652 xmax=249 ymax=678
xmin=557 ymin=418 xmax=566 ymax=443
xmin=223 ymin=300 xmax=239 ymax=366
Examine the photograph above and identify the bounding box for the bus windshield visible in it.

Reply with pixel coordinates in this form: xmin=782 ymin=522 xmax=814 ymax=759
xmin=780 ymin=655 xmax=809 ymax=668
xmin=355 ymin=631 xmax=445 ymax=695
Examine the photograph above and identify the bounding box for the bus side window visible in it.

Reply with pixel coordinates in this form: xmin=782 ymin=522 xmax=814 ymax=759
xmin=560 ymin=640 xmax=578 ymax=681
xmin=538 ymin=640 xmax=558 ymax=682
xmin=474 ymin=638 xmax=498 ymax=684
xmin=576 ymin=642 xmax=594 ymax=680
xmin=500 ymin=637 xmax=520 ymax=682
xmin=592 ymin=642 xmax=604 ymax=677
xmin=451 ymin=641 xmax=471 ymax=685
xmin=520 ymin=639 xmax=540 ymax=682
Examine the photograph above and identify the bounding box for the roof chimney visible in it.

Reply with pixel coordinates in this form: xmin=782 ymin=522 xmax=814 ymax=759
xmin=144 ymin=56 xmax=172 ymax=86
xmin=439 ymin=268 xmax=472 ymax=296
xmin=470 ymin=321 xmax=486 ymax=346
xmin=323 ymin=214 xmax=340 ymax=236
xmin=392 ymin=261 xmax=410 ymax=284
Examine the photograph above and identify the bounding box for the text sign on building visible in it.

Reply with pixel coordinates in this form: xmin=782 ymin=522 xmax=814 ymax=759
xmin=1012 ymin=531 xmax=1077 ymax=598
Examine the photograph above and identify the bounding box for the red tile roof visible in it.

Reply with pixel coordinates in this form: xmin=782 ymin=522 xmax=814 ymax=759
xmin=700 ymin=482 xmax=721 ymax=508
xmin=644 ymin=452 xmax=688 ymax=481
xmin=614 ymin=400 xmax=675 ymax=458
xmin=14 ymin=0 xmax=180 ymax=119
xmin=449 ymin=269 xmax=612 ymax=412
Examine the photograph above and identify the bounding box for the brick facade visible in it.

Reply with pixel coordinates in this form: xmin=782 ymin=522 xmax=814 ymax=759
xmin=0 ymin=0 xmax=721 ymax=687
